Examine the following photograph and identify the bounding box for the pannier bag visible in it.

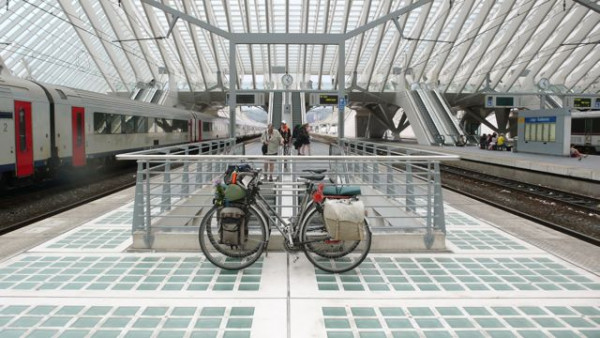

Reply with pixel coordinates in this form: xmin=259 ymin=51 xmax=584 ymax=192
xmin=219 ymin=207 xmax=246 ymax=245
xmin=224 ymin=184 xmax=246 ymax=201
xmin=224 ymin=164 xmax=252 ymax=184
xmin=323 ymin=199 xmax=365 ymax=241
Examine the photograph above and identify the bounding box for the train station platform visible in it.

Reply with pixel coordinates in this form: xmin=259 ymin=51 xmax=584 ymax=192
xmin=396 ymin=143 xmax=600 ymax=182
xmin=1 ymin=141 xmax=599 ymax=338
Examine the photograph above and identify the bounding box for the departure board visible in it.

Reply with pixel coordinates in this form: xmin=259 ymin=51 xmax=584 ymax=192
xmin=495 ymin=96 xmax=515 ymax=107
xmin=236 ymin=94 xmax=256 ymax=104
xmin=319 ymin=94 xmax=339 ymax=105
xmin=573 ymin=98 xmax=592 ymax=108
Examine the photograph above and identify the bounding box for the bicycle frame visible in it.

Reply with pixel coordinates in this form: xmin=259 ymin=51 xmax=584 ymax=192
xmin=250 ymin=181 xmax=316 ymax=246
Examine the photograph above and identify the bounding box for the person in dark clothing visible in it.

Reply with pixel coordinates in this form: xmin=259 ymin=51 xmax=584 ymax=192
xmin=480 ymin=134 xmax=487 ymax=149
xmin=295 ymin=123 xmax=311 ymax=155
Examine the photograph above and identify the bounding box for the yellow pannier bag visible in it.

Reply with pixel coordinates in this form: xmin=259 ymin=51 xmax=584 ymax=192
xmin=323 ymin=199 xmax=365 ymax=241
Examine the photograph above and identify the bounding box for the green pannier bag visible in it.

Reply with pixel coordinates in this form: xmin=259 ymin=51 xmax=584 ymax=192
xmin=224 ymin=184 xmax=246 ymax=201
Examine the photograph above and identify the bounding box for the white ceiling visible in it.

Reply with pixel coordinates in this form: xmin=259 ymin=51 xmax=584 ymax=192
xmin=0 ymin=0 xmax=598 ymax=95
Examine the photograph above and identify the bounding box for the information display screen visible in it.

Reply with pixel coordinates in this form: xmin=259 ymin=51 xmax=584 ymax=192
xmin=573 ymin=98 xmax=592 ymax=108
xmin=319 ymin=94 xmax=339 ymax=105
xmin=495 ymin=96 xmax=515 ymax=107
xmin=236 ymin=94 xmax=256 ymax=105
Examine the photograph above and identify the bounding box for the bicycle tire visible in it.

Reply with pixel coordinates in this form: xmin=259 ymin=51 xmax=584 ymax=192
xmin=300 ymin=205 xmax=371 ymax=273
xmin=199 ymin=205 xmax=268 ymax=270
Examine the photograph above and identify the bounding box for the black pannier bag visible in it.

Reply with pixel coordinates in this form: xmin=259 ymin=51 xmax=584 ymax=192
xmin=219 ymin=207 xmax=246 ymax=246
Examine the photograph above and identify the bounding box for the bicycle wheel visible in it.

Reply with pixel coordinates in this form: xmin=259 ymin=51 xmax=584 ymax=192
xmin=199 ymin=205 xmax=268 ymax=270
xmin=300 ymin=205 xmax=371 ymax=273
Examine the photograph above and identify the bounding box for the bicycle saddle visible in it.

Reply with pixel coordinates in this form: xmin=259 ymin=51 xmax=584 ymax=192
xmin=299 ymin=175 xmax=325 ymax=181
xmin=302 ymin=169 xmax=327 ymax=174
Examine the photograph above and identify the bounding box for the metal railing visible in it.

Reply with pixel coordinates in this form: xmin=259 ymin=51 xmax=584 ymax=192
xmin=117 ymin=139 xmax=459 ymax=249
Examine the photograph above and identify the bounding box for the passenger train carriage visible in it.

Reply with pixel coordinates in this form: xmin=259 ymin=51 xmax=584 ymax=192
xmin=0 ymin=76 xmax=261 ymax=183
xmin=571 ymin=111 xmax=600 ymax=154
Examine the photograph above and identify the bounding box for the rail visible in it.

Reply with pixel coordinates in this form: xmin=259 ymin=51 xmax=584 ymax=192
xmin=117 ymin=139 xmax=460 ymax=250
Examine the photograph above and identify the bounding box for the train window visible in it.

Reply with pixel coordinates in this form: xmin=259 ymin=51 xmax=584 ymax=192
xmin=155 ymin=119 xmax=174 ymax=133
xmin=19 ymin=108 xmax=26 ymax=151
xmin=55 ymin=89 xmax=67 ymax=100
xmin=172 ymin=119 xmax=188 ymax=132
xmin=123 ymin=115 xmax=135 ymax=134
xmin=94 ymin=113 xmax=109 ymax=134
xmin=591 ymin=118 xmax=600 ymax=133
xmin=136 ymin=117 xmax=148 ymax=133
xmin=572 ymin=118 xmax=585 ymax=134
xmin=110 ymin=114 xmax=122 ymax=134
xmin=203 ymin=121 xmax=212 ymax=132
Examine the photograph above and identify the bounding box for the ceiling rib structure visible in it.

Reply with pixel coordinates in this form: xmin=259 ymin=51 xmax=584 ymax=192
xmin=0 ymin=0 xmax=598 ymax=95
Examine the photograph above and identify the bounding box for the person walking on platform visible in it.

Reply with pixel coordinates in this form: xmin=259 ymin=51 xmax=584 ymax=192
xmin=497 ymin=133 xmax=506 ymax=151
xmin=261 ymin=123 xmax=283 ymax=181
xmin=279 ymin=120 xmax=292 ymax=155
xmin=295 ymin=123 xmax=311 ymax=155
xmin=480 ymin=134 xmax=487 ymax=149
xmin=570 ymin=144 xmax=588 ymax=161
xmin=488 ymin=133 xmax=497 ymax=150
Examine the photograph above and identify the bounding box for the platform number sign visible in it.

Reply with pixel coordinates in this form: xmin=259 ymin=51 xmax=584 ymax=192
xmin=338 ymin=97 xmax=346 ymax=111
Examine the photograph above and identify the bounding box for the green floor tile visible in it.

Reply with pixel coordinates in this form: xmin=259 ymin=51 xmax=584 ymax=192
xmin=0 ymin=329 xmax=28 ymax=338
xmin=455 ymin=331 xmax=485 ymax=338
xmin=324 ymin=319 xmax=351 ymax=329
xmin=358 ymin=332 xmax=387 ymax=338
xmin=156 ymin=331 xmax=185 ymax=338
xmin=351 ymin=307 xmax=376 ymax=317
xmin=222 ymin=331 xmax=251 ymax=338
xmin=580 ymin=330 xmax=600 ymax=338
xmin=27 ymin=329 xmax=60 ymax=338
xmin=385 ymin=318 xmax=412 ymax=328
xmin=319 ymin=284 xmax=339 ymax=291
xmin=200 ymin=307 xmax=225 ymax=316
xmin=486 ymin=330 xmax=517 ymax=338
xmin=343 ymin=284 xmax=364 ymax=291
xmin=41 ymin=316 xmax=72 ymax=327
xmin=91 ymin=330 xmax=121 ymax=338
xmin=474 ymin=318 xmax=504 ymax=328
xmin=132 ymin=318 xmax=161 ymax=328
xmin=573 ymin=307 xmax=600 ymax=316
xmin=59 ymin=330 xmax=91 ymax=338
xmin=391 ymin=331 xmax=420 ymax=338
xmin=504 ymin=318 xmax=535 ymax=328
xmin=424 ymin=332 xmax=453 ymax=338
xmin=355 ymin=318 xmax=381 ymax=329
xmin=72 ymin=317 xmax=102 ymax=328
xmin=123 ymin=331 xmax=153 ymax=338
xmin=12 ymin=316 xmax=43 ymax=327
xmin=142 ymin=307 xmax=168 ymax=316
xmin=102 ymin=317 xmax=131 ymax=328
xmin=323 ymin=307 xmax=347 ymax=317
xmin=379 ymin=308 xmax=404 ymax=316
xmin=163 ymin=318 xmax=191 ymax=328
xmin=230 ymin=307 xmax=254 ymax=316
xmin=195 ymin=318 xmax=221 ymax=329
xmin=532 ymin=317 xmax=564 ymax=328
xmin=415 ymin=318 xmax=443 ymax=328
xmin=445 ymin=318 xmax=475 ymax=328
xmin=561 ymin=317 xmax=594 ymax=328
xmin=516 ymin=331 xmax=548 ymax=338
xmin=327 ymin=332 xmax=354 ymax=338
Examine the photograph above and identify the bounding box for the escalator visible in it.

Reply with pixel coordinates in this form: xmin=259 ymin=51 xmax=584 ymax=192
xmin=411 ymin=90 xmax=444 ymax=145
xmin=291 ymin=92 xmax=303 ymax=128
xmin=271 ymin=92 xmax=283 ymax=126
xmin=428 ymin=90 xmax=462 ymax=143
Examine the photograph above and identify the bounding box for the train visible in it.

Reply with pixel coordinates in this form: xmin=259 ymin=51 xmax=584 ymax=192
xmin=0 ymin=76 xmax=263 ymax=184
xmin=571 ymin=111 xmax=600 ymax=154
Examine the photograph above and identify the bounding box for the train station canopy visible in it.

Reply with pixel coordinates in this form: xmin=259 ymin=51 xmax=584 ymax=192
xmin=0 ymin=0 xmax=598 ymax=95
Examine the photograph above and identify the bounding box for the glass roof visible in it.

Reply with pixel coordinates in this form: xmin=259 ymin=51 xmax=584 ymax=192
xmin=0 ymin=0 xmax=598 ymax=94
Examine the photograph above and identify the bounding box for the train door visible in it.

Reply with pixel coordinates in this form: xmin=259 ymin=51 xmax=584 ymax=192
xmin=14 ymin=101 xmax=34 ymax=177
xmin=71 ymin=106 xmax=86 ymax=166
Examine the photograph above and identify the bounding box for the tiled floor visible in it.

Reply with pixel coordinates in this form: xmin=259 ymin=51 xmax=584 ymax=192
xmin=1 ymin=190 xmax=599 ymax=337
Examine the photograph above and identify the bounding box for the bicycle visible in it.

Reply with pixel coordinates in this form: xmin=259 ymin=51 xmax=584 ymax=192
xmin=198 ymin=167 xmax=372 ymax=273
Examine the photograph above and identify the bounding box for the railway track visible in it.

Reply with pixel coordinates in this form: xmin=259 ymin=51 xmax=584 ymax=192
xmin=0 ymin=166 xmax=137 ymax=235
xmin=440 ymin=165 xmax=600 ymax=246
